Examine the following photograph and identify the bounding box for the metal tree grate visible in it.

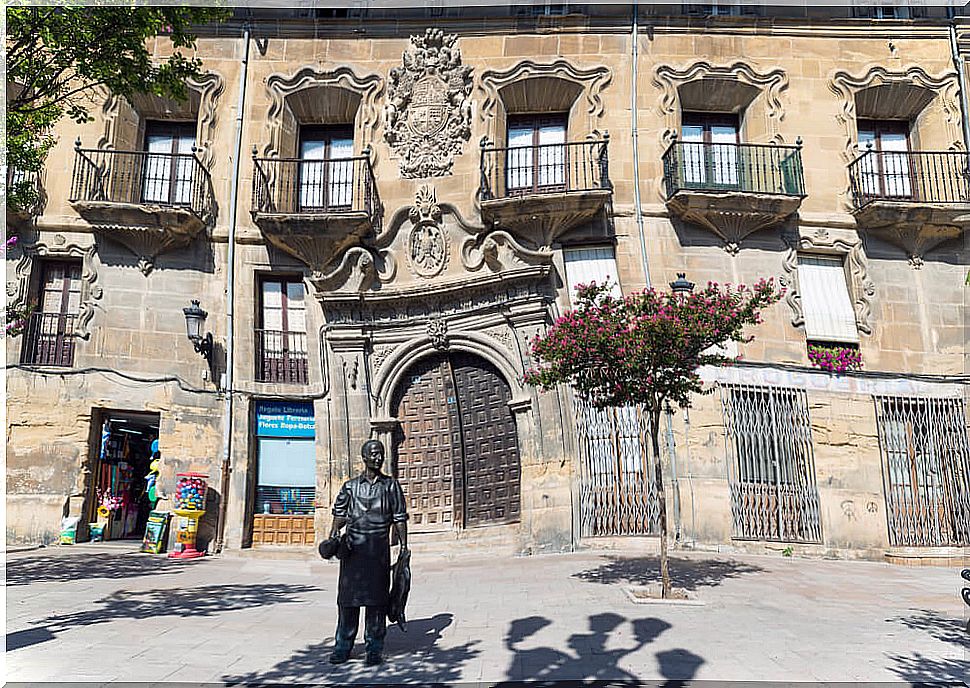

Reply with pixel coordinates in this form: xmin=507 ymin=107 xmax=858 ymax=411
xmin=874 ymin=395 xmax=970 ymax=547
xmin=574 ymin=396 xmax=660 ymax=537
xmin=719 ymin=384 xmax=823 ymax=543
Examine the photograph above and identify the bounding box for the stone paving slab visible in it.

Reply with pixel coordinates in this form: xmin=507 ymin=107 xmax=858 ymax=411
xmin=5 ymin=543 xmax=968 ymax=685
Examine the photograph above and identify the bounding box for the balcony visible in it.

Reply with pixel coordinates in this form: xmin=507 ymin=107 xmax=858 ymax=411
xmin=662 ymin=140 xmax=806 ymax=251
xmin=479 ymin=136 xmax=612 ymax=245
xmin=70 ymin=143 xmax=214 ymax=273
xmin=6 ymin=167 xmax=43 ymax=229
xmin=251 ymin=155 xmax=380 ymax=271
xmin=848 ymin=149 xmax=970 ymax=264
xmin=255 ymin=329 xmax=309 ymax=385
xmin=20 ymin=312 xmax=78 ymax=367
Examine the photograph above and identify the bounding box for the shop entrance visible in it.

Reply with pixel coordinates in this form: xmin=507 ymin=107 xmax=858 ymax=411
xmin=87 ymin=409 xmax=160 ymax=540
xmin=391 ymin=352 xmax=521 ymax=532
xmin=251 ymin=400 xmax=317 ymax=546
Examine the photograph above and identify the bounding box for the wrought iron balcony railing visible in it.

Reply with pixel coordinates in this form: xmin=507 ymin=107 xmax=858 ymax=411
xmin=255 ymin=329 xmax=309 ymax=385
xmin=662 ymin=140 xmax=806 ymax=198
xmin=21 ymin=312 xmax=78 ymax=367
xmin=251 ymin=155 xmax=379 ymax=217
xmin=6 ymin=166 xmax=41 ymax=214
xmin=70 ymin=145 xmax=213 ymax=220
xmin=848 ymin=149 xmax=970 ymax=208
xmin=479 ymin=136 xmax=611 ymax=201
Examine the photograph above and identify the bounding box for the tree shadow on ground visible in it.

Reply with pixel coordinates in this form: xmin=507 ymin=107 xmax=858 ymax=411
xmin=573 ymin=555 xmax=764 ymax=591
xmin=885 ymin=609 xmax=970 ymax=684
xmin=5 ymin=551 xmax=189 ymax=587
xmin=7 ymin=583 xmax=317 ymax=652
xmin=222 ymin=613 xmax=478 ymax=685
xmin=492 ymin=613 xmax=705 ymax=685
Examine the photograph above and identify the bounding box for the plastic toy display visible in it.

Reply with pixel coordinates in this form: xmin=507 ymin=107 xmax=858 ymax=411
xmin=168 ymin=472 xmax=208 ymax=560
xmin=174 ymin=473 xmax=207 ymax=511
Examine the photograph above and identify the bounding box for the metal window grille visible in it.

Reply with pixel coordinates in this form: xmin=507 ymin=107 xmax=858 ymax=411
xmin=574 ymin=396 xmax=660 ymax=537
xmin=874 ymin=396 xmax=970 ymax=547
xmin=719 ymin=384 xmax=823 ymax=543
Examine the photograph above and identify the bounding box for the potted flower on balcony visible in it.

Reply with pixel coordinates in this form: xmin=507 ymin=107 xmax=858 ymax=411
xmin=807 ymin=343 xmax=863 ymax=374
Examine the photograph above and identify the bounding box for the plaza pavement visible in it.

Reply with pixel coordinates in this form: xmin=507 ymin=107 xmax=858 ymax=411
xmin=4 ymin=541 xmax=968 ymax=685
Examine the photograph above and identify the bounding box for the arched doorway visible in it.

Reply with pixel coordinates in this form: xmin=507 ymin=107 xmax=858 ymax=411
xmin=391 ymin=351 xmax=521 ymax=532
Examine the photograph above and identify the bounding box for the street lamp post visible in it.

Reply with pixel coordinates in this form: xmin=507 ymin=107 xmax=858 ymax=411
xmin=665 ymin=273 xmax=694 ymax=543
xmin=183 ymin=300 xmax=214 ymax=367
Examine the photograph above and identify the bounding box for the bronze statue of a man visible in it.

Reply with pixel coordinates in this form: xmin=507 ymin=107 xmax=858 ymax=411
xmin=321 ymin=439 xmax=408 ymax=666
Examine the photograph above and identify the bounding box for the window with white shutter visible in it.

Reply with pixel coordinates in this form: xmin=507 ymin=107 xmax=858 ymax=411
xmin=797 ymin=254 xmax=859 ymax=343
xmin=563 ymin=246 xmax=622 ymax=305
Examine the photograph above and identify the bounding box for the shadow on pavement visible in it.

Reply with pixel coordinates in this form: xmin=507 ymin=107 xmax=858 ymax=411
xmin=222 ymin=613 xmax=477 ymax=685
xmin=5 ymin=551 xmax=188 ymax=587
xmin=7 ymin=583 xmax=318 ymax=652
xmin=492 ymin=613 xmax=705 ymax=684
xmin=573 ymin=555 xmax=763 ymax=591
xmin=885 ymin=609 xmax=970 ymax=684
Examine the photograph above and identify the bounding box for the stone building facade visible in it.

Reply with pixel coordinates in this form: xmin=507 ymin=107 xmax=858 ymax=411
xmin=6 ymin=4 xmax=970 ymax=563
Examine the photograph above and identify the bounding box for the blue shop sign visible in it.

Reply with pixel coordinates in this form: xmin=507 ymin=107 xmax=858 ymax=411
xmin=255 ymin=400 xmax=315 ymax=438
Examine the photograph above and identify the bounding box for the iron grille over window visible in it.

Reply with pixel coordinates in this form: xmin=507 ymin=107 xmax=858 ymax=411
xmin=874 ymin=396 xmax=970 ymax=547
xmin=574 ymin=396 xmax=661 ymax=537
xmin=719 ymin=384 xmax=823 ymax=543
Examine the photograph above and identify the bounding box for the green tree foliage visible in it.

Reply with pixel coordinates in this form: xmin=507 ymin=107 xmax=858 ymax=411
xmin=525 ymin=278 xmax=781 ymax=597
xmin=5 ymin=6 xmax=229 ymax=213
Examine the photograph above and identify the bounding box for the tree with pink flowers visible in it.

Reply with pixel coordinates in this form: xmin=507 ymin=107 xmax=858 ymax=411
xmin=525 ymin=276 xmax=781 ymax=597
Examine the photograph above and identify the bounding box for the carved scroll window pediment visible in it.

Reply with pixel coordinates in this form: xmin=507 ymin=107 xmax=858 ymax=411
xmin=780 ymin=228 xmax=874 ymax=337
xmin=264 ymin=65 xmax=383 ymax=159
xmin=653 ymin=61 xmax=789 ymax=150
xmin=479 ymin=59 xmax=612 ymax=143
xmin=828 ymin=65 xmax=962 ymax=210
xmin=99 ymin=71 xmax=225 ymax=170
xmin=7 ymin=237 xmax=103 ymax=340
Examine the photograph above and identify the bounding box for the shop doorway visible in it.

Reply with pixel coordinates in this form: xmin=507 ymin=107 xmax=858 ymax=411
xmin=251 ymin=400 xmax=317 ymax=546
xmin=391 ymin=352 xmax=522 ymax=532
xmin=87 ymin=409 xmax=161 ymax=540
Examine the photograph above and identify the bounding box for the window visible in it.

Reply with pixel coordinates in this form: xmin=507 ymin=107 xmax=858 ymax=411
xmin=683 ymin=3 xmax=752 ymax=16
xmin=797 ymin=254 xmax=859 ymax=344
xmin=257 ymin=277 xmax=309 ymax=384
xmin=720 ymin=384 xmax=822 ymax=542
xmin=298 ymin=126 xmax=354 ymax=211
xmin=142 ymin=121 xmax=195 ymax=206
xmin=680 ymin=112 xmax=740 ymax=188
xmin=853 ymin=4 xmax=924 ymax=19
xmin=22 ymin=260 xmax=82 ymax=366
xmin=563 ymin=245 xmax=622 ymax=303
xmin=505 ymin=114 xmax=568 ymax=195
xmin=857 ymin=119 xmax=913 ymax=199
xmin=516 ymin=3 xmax=568 ymax=16
xmin=875 ymin=396 xmax=970 ymax=546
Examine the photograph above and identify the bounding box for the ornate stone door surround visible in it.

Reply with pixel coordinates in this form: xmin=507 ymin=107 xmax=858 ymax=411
xmin=317 ymin=267 xmax=554 ymax=517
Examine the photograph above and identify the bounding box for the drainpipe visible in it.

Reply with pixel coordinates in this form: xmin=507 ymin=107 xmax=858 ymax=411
xmin=631 ymin=1 xmax=652 ymax=289
xmin=949 ymin=23 xmax=970 ymax=152
xmin=664 ymin=402 xmax=681 ymax=542
xmin=214 ymin=22 xmax=251 ymax=554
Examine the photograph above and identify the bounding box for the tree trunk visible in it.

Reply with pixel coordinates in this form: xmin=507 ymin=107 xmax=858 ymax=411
xmin=649 ymin=406 xmax=672 ymax=598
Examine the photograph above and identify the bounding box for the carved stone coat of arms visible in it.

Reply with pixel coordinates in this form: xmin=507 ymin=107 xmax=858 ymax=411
xmin=384 ymin=28 xmax=473 ymax=178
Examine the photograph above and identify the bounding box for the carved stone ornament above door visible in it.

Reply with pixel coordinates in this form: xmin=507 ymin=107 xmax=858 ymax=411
xmin=384 ymin=28 xmax=473 ymax=178
xmin=406 ymin=186 xmax=449 ymax=278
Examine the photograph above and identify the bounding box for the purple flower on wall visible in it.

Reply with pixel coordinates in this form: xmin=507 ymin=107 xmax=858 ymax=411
xmin=807 ymin=344 xmax=863 ymax=374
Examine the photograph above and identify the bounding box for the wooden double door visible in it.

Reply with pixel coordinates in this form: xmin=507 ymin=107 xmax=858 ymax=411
xmin=392 ymin=352 xmax=521 ymax=532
